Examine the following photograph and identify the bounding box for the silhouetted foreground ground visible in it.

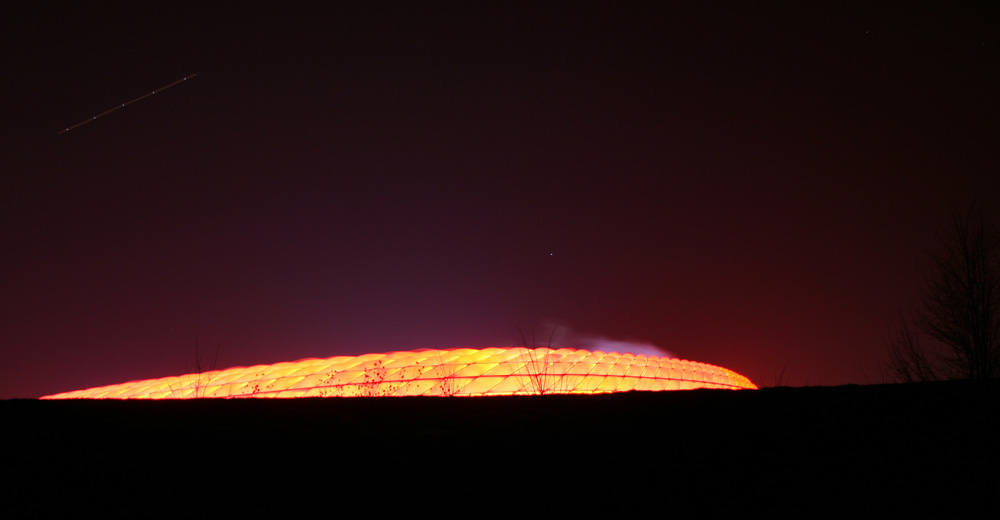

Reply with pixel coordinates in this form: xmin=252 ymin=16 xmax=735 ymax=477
xmin=4 ymin=381 xmax=999 ymax=514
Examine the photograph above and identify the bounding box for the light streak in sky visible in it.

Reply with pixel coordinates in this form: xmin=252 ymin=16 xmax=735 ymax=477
xmin=57 ymin=73 xmax=197 ymax=135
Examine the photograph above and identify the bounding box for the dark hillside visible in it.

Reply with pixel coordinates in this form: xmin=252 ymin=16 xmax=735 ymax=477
xmin=4 ymin=381 xmax=998 ymax=514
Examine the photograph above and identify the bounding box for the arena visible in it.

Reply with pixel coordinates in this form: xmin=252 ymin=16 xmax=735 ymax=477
xmin=42 ymin=347 xmax=757 ymax=399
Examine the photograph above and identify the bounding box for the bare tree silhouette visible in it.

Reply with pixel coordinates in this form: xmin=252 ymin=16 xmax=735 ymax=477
xmin=187 ymin=335 xmax=220 ymax=398
xmin=886 ymin=311 xmax=939 ymax=383
xmin=514 ymin=326 xmax=562 ymax=395
xmin=888 ymin=204 xmax=1000 ymax=381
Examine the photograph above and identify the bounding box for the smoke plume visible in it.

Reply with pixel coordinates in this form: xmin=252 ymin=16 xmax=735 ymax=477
xmin=526 ymin=321 xmax=677 ymax=359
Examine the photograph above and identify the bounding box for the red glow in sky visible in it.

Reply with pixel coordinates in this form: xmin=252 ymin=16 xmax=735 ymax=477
xmin=1 ymin=2 xmax=998 ymax=398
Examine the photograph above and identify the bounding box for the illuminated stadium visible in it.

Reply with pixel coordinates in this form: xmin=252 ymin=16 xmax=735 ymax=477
xmin=41 ymin=347 xmax=758 ymax=399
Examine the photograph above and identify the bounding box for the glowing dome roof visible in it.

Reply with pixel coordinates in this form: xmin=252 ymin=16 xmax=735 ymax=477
xmin=41 ymin=347 xmax=757 ymax=399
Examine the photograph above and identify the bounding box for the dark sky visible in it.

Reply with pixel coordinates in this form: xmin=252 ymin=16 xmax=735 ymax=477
xmin=2 ymin=1 xmax=998 ymax=398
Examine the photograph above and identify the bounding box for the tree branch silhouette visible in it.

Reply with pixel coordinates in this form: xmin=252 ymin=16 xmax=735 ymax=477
xmin=888 ymin=204 xmax=1000 ymax=381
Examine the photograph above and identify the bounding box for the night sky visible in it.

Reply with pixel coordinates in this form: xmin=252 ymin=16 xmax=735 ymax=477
xmin=3 ymin=2 xmax=998 ymax=398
